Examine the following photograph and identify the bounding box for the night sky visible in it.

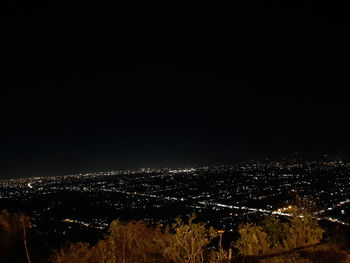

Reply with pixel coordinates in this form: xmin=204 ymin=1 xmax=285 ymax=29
xmin=1 ymin=1 xmax=350 ymax=178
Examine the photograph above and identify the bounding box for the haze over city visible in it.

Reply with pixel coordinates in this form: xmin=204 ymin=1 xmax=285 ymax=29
xmin=2 ymin=1 xmax=350 ymax=179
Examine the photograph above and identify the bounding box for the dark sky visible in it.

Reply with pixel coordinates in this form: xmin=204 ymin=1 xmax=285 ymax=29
xmin=1 ymin=1 xmax=350 ymax=178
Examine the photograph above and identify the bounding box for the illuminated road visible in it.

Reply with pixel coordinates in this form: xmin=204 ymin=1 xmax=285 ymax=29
xmin=99 ymin=188 xmax=350 ymax=227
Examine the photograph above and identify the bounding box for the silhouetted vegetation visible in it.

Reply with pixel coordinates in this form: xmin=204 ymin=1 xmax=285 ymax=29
xmin=0 ymin=210 xmax=33 ymax=263
xmin=234 ymin=206 xmax=324 ymax=256
xmin=49 ymin=213 xmax=226 ymax=263
xmin=1 ymin=206 xmax=350 ymax=263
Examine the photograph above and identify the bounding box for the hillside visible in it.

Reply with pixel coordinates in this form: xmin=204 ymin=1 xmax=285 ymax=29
xmin=1 ymin=207 xmax=350 ymax=263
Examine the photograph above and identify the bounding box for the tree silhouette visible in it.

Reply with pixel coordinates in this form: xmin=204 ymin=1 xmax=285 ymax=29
xmin=0 ymin=210 xmax=33 ymax=263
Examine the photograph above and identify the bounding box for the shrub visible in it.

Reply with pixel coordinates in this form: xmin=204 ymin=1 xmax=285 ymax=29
xmin=158 ymin=213 xmax=219 ymax=263
xmin=282 ymin=208 xmax=324 ymax=250
xmin=234 ymin=207 xmax=324 ymax=257
xmin=50 ymin=220 xmax=168 ymax=263
xmin=49 ymin=242 xmax=99 ymax=263
xmin=234 ymin=222 xmax=272 ymax=256
xmin=95 ymin=220 xmax=167 ymax=263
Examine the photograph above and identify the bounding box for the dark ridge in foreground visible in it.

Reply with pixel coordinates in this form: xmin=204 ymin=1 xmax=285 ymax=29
xmin=1 ymin=206 xmax=350 ymax=263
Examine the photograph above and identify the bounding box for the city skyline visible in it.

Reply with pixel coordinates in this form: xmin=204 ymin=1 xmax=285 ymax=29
xmin=1 ymin=158 xmax=350 ymax=233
